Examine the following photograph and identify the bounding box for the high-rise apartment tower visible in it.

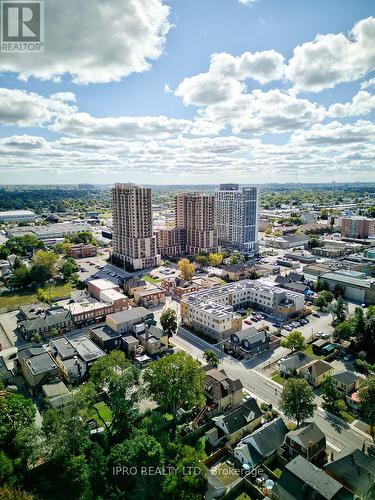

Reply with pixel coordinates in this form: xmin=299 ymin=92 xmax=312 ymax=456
xmin=112 ymin=183 xmax=161 ymax=270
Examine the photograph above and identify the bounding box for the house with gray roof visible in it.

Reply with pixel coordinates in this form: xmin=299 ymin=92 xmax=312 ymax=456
xmin=275 ymin=455 xmax=353 ymax=500
xmin=325 ymin=449 xmax=375 ymax=499
xmin=278 ymin=352 xmax=313 ymax=377
xmin=332 ymin=371 xmax=364 ymax=395
xmin=18 ymin=347 xmax=59 ymax=387
xmin=206 ymin=398 xmax=262 ymax=446
xmin=234 ymin=417 xmax=288 ymax=470
xmin=18 ymin=308 xmax=74 ymax=340
xmin=280 ymin=422 xmax=326 ymax=464
xmin=229 ymin=327 xmax=270 ymax=358
xmin=204 ymin=367 xmax=243 ymax=412
xmin=0 ymin=356 xmax=13 ymax=385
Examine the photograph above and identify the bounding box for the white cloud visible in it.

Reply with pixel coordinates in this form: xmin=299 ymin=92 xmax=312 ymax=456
xmin=0 ymin=0 xmax=171 ymax=84
xmin=292 ymin=120 xmax=375 ymax=144
xmin=287 ymin=17 xmax=375 ymax=92
xmin=164 ymin=84 xmax=172 ymax=94
xmin=361 ymin=77 xmax=375 ymax=89
xmin=327 ymin=91 xmax=375 ymax=118
xmin=0 ymin=88 xmax=76 ymax=126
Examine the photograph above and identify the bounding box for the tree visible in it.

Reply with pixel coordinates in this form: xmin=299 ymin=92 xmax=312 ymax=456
xmin=359 ymin=376 xmax=375 ymax=440
xmin=321 ymin=376 xmax=341 ymax=414
xmin=7 ymin=265 xmax=30 ymax=289
xmin=281 ymin=330 xmax=305 ymax=353
xmin=333 ymin=320 xmax=353 ymax=341
xmin=352 ymin=306 xmax=366 ymax=338
xmin=194 ymin=255 xmax=209 ymax=268
xmin=144 ymin=352 xmax=205 ymax=425
xmin=36 ymin=288 xmax=53 ymax=304
xmin=280 ymin=378 xmax=316 ymax=427
xmin=163 ymin=444 xmax=207 ymax=500
xmin=0 ymin=451 xmax=13 ymax=484
xmin=330 ymin=296 xmax=348 ymax=326
xmin=227 ymin=253 xmax=245 ymax=265
xmin=160 ymin=308 xmax=178 ymax=346
xmin=0 ymin=392 xmax=36 ymax=442
xmin=203 ymin=350 xmax=220 ymax=368
xmin=178 ymin=258 xmax=195 ymax=281
xmin=89 ymin=350 xmax=130 ymax=390
xmin=308 ymin=237 xmax=323 ymax=249
xmin=208 ymin=253 xmax=224 ymax=267
xmin=64 ymin=454 xmax=92 ymax=500
xmin=315 ymin=290 xmax=334 ymax=310
xmin=30 ymin=250 xmax=59 ymax=285
xmin=333 ymin=283 xmax=345 ymax=298
xmin=60 ymin=258 xmax=79 ymax=282
xmin=109 ymin=430 xmax=164 ymax=495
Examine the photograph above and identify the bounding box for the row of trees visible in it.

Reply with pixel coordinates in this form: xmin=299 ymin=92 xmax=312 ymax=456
xmin=334 ymin=306 xmax=375 ymax=361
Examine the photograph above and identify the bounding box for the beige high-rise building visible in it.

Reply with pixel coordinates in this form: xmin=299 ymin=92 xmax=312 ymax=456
xmin=175 ymin=193 xmax=218 ymax=254
xmin=112 ymin=183 xmax=161 ymax=270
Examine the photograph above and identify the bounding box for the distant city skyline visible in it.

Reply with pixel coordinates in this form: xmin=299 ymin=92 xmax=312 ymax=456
xmin=0 ymin=0 xmax=374 ymax=185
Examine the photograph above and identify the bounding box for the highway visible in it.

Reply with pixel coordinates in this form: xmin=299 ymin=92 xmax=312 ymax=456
xmin=174 ymin=327 xmax=372 ymax=456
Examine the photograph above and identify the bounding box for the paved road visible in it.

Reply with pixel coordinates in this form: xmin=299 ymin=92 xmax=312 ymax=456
xmin=174 ymin=327 xmax=372 ymax=456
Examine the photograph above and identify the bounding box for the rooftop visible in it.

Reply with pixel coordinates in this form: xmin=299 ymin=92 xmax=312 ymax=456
xmin=88 ymin=278 xmax=118 ymax=291
xmin=68 ymin=336 xmax=106 ymax=363
xmin=107 ymin=307 xmax=152 ymax=324
xmin=24 ymin=351 xmax=58 ymax=376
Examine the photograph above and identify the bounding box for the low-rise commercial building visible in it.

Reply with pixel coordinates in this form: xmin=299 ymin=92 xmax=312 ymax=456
xmin=87 ymin=278 xmax=122 ymax=300
xmin=66 ymin=244 xmax=97 ymax=258
xmin=18 ymin=346 xmax=59 ymax=387
xmin=18 ymin=307 xmax=74 ymax=340
xmin=319 ymin=270 xmax=375 ymax=305
xmin=133 ymin=286 xmax=166 ymax=307
xmin=0 ymin=210 xmax=36 ymax=223
xmin=106 ymin=307 xmax=154 ymax=334
xmin=7 ymin=223 xmax=92 ymax=240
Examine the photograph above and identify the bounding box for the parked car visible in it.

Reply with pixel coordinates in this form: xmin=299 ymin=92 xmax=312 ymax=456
xmin=284 ymin=325 xmax=293 ymax=331
xmin=312 ymin=312 xmax=320 ymax=318
xmin=321 ymin=333 xmax=330 ymax=339
xmin=343 ymin=354 xmax=352 ymax=361
xmin=244 ymin=319 xmax=252 ymax=325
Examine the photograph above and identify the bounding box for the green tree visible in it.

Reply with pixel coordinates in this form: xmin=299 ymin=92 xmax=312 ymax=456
xmin=330 ymin=296 xmax=348 ymax=326
xmin=64 ymin=454 xmax=92 ymax=500
xmin=109 ymin=430 xmax=164 ymax=497
xmin=178 ymin=258 xmax=196 ymax=281
xmin=160 ymin=308 xmax=178 ymax=345
xmin=89 ymin=350 xmax=130 ymax=389
xmin=194 ymin=255 xmax=209 ymax=268
xmin=228 ymin=253 xmax=245 ymax=265
xmin=203 ymin=350 xmax=220 ymax=368
xmin=359 ymin=376 xmax=375 ymax=440
xmin=0 ymin=392 xmax=36 ymax=442
xmin=281 ymin=330 xmax=305 ymax=353
xmin=162 ymin=444 xmax=207 ymax=500
xmin=333 ymin=283 xmax=345 ymax=298
xmin=0 ymin=451 xmax=13 ymax=484
xmin=333 ymin=320 xmax=353 ymax=341
xmin=315 ymin=290 xmax=334 ymax=310
xmin=321 ymin=376 xmax=341 ymax=414
xmin=144 ymin=352 xmax=205 ymax=426
xmin=60 ymin=258 xmax=79 ymax=282
xmin=30 ymin=250 xmax=59 ymax=285
xmin=8 ymin=265 xmax=30 ymax=289
xmin=352 ymin=306 xmax=366 ymax=338
xmin=280 ymin=378 xmax=316 ymax=427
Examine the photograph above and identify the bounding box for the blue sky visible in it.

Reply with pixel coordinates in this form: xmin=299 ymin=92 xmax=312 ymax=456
xmin=0 ymin=0 xmax=374 ymax=184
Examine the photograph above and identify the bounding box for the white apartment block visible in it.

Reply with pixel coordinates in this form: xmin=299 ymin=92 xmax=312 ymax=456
xmin=215 ymin=184 xmax=259 ymax=255
xmin=112 ymin=183 xmax=161 ymax=270
xmin=181 ymin=279 xmax=304 ymax=340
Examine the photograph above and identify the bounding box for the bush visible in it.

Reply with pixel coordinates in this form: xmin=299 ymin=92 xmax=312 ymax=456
xmin=355 ymin=358 xmax=375 ymax=374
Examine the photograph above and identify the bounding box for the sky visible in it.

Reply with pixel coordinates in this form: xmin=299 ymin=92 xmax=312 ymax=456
xmin=0 ymin=0 xmax=374 ymax=185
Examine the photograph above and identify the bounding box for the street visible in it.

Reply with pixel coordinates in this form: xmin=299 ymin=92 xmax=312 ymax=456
xmin=173 ymin=326 xmax=373 ymax=456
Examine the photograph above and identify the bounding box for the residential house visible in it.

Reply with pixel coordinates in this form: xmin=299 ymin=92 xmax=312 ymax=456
xmin=332 ymin=371 xmax=364 ymax=395
xmin=134 ymin=324 xmax=168 ymax=356
xmin=206 ymin=398 xmax=262 ymax=446
xmin=280 ymin=422 xmax=326 ymax=464
xmin=122 ymin=335 xmax=140 ymax=357
xmin=278 ymin=352 xmax=313 ymax=377
xmin=300 ymin=359 xmax=334 ymax=387
xmin=275 ymin=455 xmax=353 ymax=500
xmin=234 ymin=417 xmax=288 ymax=470
xmin=18 ymin=308 xmax=74 ymax=340
xmin=42 ymin=381 xmax=73 ymax=408
xmin=18 ymin=347 xmax=59 ymax=387
xmin=219 ymin=263 xmax=252 ymax=282
xmin=204 ymin=367 xmax=243 ymax=412
xmin=229 ymin=327 xmax=270 ymax=358
xmin=325 ymin=449 xmax=375 ymax=499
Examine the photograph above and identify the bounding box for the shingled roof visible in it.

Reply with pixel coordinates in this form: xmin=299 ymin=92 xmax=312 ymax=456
xmin=205 ymin=368 xmax=243 ymax=402
xmin=217 ymin=398 xmax=262 ymax=435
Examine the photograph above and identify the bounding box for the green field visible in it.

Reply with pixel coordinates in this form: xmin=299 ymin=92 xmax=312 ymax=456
xmin=90 ymin=402 xmax=112 ymax=426
xmin=0 ymin=283 xmax=74 ymax=312
xmin=271 ymin=372 xmax=285 ymax=385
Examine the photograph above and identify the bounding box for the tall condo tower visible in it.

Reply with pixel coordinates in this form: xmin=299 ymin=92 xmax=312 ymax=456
xmin=111 ymin=183 xmax=161 ymax=270
xmin=215 ymin=184 xmax=259 ymax=255
xmin=175 ymin=192 xmax=219 ymax=255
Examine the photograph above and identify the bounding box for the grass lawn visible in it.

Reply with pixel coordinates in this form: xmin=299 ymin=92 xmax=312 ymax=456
xmin=212 ymin=462 xmax=240 ymax=486
xmin=272 ymin=467 xmax=283 ymax=478
xmin=236 ymin=494 xmax=252 ymax=500
xmin=271 ymin=371 xmax=285 ymax=385
xmin=89 ymin=402 xmax=112 ymax=426
xmin=302 ymin=344 xmax=321 ymax=359
xmin=339 ymin=405 xmax=356 ymax=424
xmin=0 ymin=282 xmax=74 ymax=311
xmin=143 ymin=275 xmax=161 ymax=284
